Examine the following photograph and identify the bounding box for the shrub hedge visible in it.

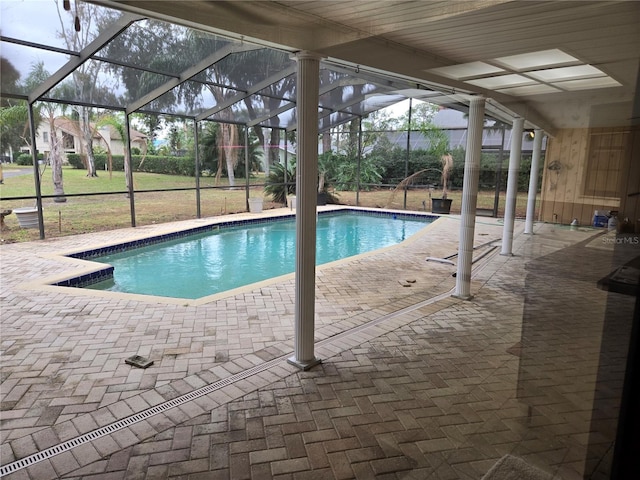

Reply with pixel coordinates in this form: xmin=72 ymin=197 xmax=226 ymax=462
xmin=64 ymin=149 xmax=542 ymax=192
xmin=16 ymin=153 xmax=44 ymax=166
xmin=67 ymin=154 xmax=196 ymax=177
xmin=372 ymin=146 xmax=542 ymax=192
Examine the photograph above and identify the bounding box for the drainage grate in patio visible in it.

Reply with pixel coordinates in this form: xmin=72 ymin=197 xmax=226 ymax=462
xmin=0 ymin=354 xmax=286 ymax=477
xmin=1 ymin=245 xmax=499 ymax=476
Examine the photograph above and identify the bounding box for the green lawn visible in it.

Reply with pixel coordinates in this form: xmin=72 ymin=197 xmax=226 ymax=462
xmin=0 ymin=166 xmax=269 ymax=242
xmin=0 ymin=165 xmax=538 ymax=243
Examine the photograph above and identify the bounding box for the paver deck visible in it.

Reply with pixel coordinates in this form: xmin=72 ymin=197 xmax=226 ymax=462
xmin=1 ymin=207 xmax=637 ymax=479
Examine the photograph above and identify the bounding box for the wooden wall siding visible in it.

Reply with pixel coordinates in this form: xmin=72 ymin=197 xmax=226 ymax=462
xmin=617 ymin=126 xmax=640 ymax=233
xmin=584 ymin=130 xmax=627 ymax=198
xmin=540 ymin=128 xmax=623 ymax=226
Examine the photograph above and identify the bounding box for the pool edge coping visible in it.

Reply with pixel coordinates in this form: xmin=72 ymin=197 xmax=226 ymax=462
xmin=16 ymin=205 xmax=448 ymax=306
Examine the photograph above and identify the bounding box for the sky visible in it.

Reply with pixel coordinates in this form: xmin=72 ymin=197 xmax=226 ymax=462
xmin=1 ymin=1 xmax=71 ymax=77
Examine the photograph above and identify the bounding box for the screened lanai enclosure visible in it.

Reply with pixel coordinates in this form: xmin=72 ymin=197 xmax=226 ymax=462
xmin=0 ymin=0 xmax=543 ymax=242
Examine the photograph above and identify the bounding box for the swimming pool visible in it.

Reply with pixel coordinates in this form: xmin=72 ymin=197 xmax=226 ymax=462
xmin=67 ymin=210 xmax=434 ymax=300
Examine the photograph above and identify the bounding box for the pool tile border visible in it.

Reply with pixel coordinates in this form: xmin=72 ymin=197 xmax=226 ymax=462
xmin=56 ymin=208 xmax=439 ymax=290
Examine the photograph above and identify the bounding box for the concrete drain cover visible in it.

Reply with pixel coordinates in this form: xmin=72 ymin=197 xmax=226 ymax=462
xmin=125 ymin=355 xmax=154 ymax=368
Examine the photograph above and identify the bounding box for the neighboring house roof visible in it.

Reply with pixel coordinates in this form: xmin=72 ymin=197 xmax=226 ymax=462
xmin=52 ymin=118 xmax=147 ymax=143
xmin=97 ymin=124 xmax=147 ymax=143
xmin=381 ymin=129 xmax=544 ymax=153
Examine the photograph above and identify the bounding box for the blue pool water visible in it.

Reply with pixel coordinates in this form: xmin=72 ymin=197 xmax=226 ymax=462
xmin=87 ymin=211 xmax=433 ymax=299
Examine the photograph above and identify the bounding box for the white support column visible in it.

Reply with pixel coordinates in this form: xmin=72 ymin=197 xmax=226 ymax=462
xmin=524 ymin=129 xmax=543 ymax=234
xmin=500 ymin=117 xmax=524 ymax=255
xmin=454 ymin=96 xmax=485 ymax=300
xmin=288 ymin=51 xmax=322 ymax=371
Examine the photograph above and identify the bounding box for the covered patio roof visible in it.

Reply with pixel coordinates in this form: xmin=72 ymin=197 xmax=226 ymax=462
xmin=89 ymin=0 xmax=640 ymax=135
xmin=2 ymin=1 xmax=638 ymax=137
xmin=0 ymin=0 xmax=500 ymax=133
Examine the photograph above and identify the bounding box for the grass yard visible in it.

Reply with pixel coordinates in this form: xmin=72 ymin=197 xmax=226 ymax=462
xmin=0 ymin=165 xmax=538 ymax=243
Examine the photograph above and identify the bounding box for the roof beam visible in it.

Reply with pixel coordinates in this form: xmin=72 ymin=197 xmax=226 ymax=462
xmin=246 ymin=70 xmax=361 ymax=128
xmin=318 ymin=85 xmax=392 ymax=120
xmin=246 ymin=102 xmax=295 ymax=127
xmin=196 ymin=63 xmax=296 ymax=121
xmin=126 ymin=43 xmax=258 ymax=114
xmin=318 ymin=113 xmax=359 ymax=134
xmin=28 ymin=12 xmax=143 ymax=104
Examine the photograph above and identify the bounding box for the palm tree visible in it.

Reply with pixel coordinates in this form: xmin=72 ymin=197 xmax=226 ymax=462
xmin=95 ymin=112 xmax=148 ymax=193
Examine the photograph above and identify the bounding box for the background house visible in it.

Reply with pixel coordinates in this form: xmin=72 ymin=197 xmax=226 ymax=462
xmin=23 ymin=118 xmax=147 ymax=162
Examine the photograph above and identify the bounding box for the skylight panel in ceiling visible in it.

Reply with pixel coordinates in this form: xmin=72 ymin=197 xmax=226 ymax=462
xmin=496 ymin=84 xmax=562 ymax=96
xmin=493 ymin=49 xmax=580 ymax=70
xmin=553 ymin=77 xmax=622 ymax=91
xmin=428 ymin=62 xmax=504 ymax=80
xmin=466 ymin=74 xmax=536 ymax=89
xmin=526 ymin=65 xmax=606 ymax=82
xmin=427 ymin=49 xmax=620 ymax=97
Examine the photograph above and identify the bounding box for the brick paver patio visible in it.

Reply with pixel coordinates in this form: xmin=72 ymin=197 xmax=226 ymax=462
xmin=1 ymin=207 xmax=637 ymax=479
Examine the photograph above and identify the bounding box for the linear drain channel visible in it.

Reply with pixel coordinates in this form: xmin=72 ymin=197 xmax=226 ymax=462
xmin=1 ymin=249 xmax=500 ymax=477
xmin=0 ymin=355 xmax=286 ymax=477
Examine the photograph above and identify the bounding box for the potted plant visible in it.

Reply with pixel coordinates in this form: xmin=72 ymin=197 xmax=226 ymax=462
xmin=431 ymin=153 xmax=453 ymax=214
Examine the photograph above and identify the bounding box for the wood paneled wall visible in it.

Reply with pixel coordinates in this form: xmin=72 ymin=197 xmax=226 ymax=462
xmin=540 ymin=127 xmax=636 ymax=229
xmin=617 ymin=126 xmax=640 ymax=233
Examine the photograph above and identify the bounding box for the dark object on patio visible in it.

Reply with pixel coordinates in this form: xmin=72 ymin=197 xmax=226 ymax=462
xmin=125 ymin=355 xmax=154 ymax=369
xmin=431 ymin=198 xmax=452 ymax=214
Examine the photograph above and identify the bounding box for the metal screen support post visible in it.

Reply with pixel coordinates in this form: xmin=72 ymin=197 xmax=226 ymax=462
xmin=125 ymin=114 xmax=136 ymax=227
xmin=27 ymin=104 xmax=45 ymax=240
xmin=356 ymin=116 xmax=362 ymax=206
xmin=245 ymin=126 xmax=250 ymax=210
xmin=194 ymin=120 xmax=201 ymax=218
xmin=403 ymin=98 xmax=412 ymax=209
